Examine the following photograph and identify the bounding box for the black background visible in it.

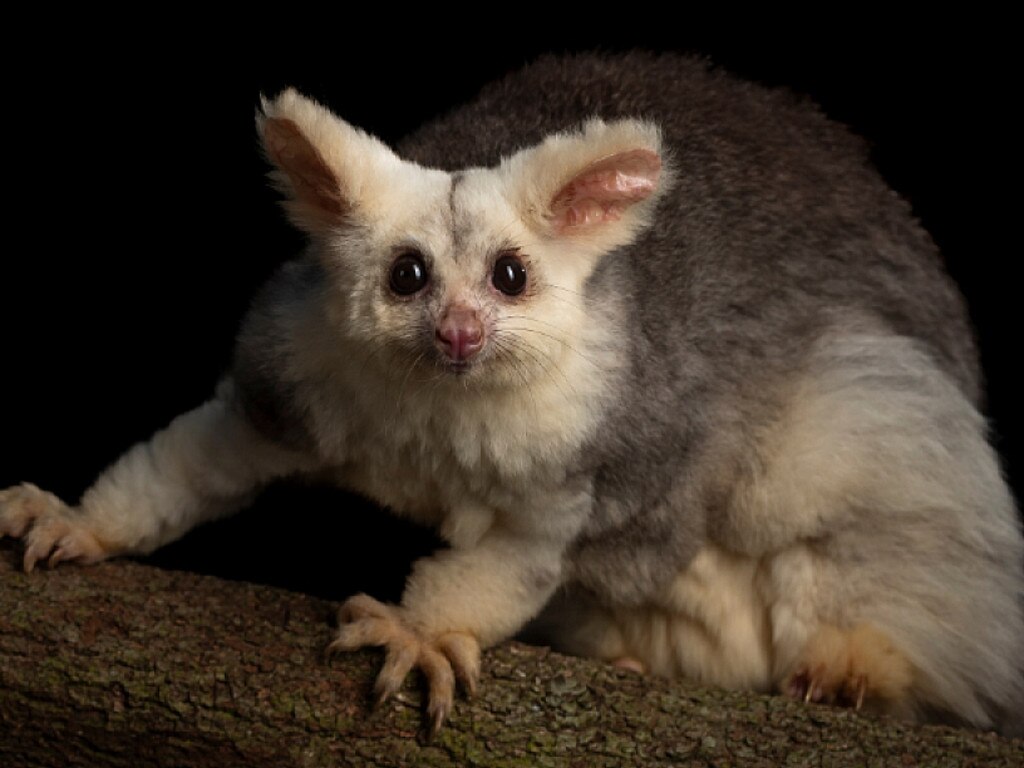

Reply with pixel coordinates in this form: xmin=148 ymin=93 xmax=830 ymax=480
xmin=2 ymin=25 xmax=1018 ymax=601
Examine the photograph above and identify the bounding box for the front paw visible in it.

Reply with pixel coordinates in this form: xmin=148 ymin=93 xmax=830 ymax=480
xmin=328 ymin=593 xmax=480 ymax=733
xmin=0 ymin=483 xmax=108 ymax=572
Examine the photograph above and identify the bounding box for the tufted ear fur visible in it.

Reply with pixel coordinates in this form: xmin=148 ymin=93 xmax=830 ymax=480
xmin=257 ymin=89 xmax=405 ymax=234
xmin=503 ymin=119 xmax=668 ymax=255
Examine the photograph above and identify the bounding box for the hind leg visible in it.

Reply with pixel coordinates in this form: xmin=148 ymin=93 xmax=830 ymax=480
xmin=721 ymin=331 xmax=1024 ymax=729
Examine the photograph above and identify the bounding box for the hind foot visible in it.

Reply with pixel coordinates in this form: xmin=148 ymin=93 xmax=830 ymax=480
xmin=783 ymin=623 xmax=912 ymax=714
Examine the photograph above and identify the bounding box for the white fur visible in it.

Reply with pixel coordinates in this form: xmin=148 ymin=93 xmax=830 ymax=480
xmin=260 ymin=89 xmax=444 ymax=231
xmin=6 ymin=88 xmax=1017 ymax=734
xmin=255 ymin=93 xmax=643 ymax=519
xmin=0 ymin=382 xmax=315 ymax=558
xmin=87 ymin=383 xmax=316 ymax=553
xmin=1 ymin=91 xmax=662 ymax=660
xmin=571 ymin=544 xmax=775 ymax=690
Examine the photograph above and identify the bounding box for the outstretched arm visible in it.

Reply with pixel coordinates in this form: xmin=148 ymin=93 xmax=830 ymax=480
xmin=0 ymin=380 xmax=316 ymax=570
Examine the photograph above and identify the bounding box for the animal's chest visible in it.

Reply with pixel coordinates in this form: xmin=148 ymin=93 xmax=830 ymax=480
xmin=321 ymin=384 xmax=593 ymax=523
xmin=338 ymin=419 xmax=483 ymax=521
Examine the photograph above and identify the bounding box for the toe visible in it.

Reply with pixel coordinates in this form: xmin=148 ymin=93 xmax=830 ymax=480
xmin=419 ymin=645 xmax=456 ymax=733
xmin=785 ymin=668 xmax=811 ymax=701
xmin=24 ymin=542 xmax=49 ymax=573
xmin=611 ymin=656 xmax=646 ymax=674
xmin=0 ymin=510 xmax=29 ymax=539
xmin=374 ymin=640 xmax=419 ymax=705
xmin=328 ymin=616 xmax=398 ymax=653
xmin=437 ymin=632 xmax=480 ymax=697
xmin=47 ymin=531 xmax=102 ymax=568
xmin=326 ymin=598 xmax=474 ymax=732
xmin=338 ymin=594 xmax=392 ymax=623
xmin=23 ymin=522 xmax=65 ymax=573
xmin=0 ymin=485 xmax=37 ymax=539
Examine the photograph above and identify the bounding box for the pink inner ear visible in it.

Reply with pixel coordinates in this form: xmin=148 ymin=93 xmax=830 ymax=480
xmin=550 ymin=149 xmax=661 ymax=232
xmin=263 ymin=117 xmax=347 ymax=219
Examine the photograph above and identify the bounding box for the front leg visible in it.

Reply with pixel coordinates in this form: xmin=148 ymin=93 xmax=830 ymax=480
xmin=330 ymin=508 xmax=574 ymax=732
xmin=0 ymin=380 xmax=315 ymax=570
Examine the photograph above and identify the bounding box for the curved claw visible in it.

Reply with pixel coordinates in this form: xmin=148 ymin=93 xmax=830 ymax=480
xmin=428 ymin=695 xmax=451 ymax=738
xmin=329 ymin=595 xmax=480 ymax=732
xmin=784 ymin=666 xmax=826 ymax=704
xmin=784 ymin=624 xmax=909 ymax=715
xmin=785 ymin=668 xmax=811 ymax=701
xmin=2 ymin=483 xmax=107 ymax=572
xmin=853 ymin=675 xmax=867 ymax=711
xmin=48 ymin=544 xmax=69 ymax=569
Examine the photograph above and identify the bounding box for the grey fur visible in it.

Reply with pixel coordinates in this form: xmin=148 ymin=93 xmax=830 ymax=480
xmin=395 ymin=53 xmax=985 ymax=602
xmin=233 ymin=258 xmax=324 ymax=451
xmin=232 ymin=53 xmax=1021 ymax=733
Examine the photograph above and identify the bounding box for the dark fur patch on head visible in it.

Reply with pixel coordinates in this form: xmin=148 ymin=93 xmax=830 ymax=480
xmin=447 ymin=171 xmax=476 ymax=260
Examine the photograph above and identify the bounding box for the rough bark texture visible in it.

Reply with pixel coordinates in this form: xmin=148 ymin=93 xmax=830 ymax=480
xmin=1 ymin=542 xmax=1020 ymax=768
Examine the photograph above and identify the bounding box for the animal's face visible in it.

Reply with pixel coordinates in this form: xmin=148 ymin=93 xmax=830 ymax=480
xmin=259 ymin=89 xmax=669 ymax=388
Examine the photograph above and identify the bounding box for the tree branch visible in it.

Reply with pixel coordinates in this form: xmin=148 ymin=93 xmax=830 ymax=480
xmin=1 ymin=542 xmax=1020 ymax=767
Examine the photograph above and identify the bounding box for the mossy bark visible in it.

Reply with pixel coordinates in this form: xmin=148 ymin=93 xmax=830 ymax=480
xmin=1 ymin=542 xmax=1020 ymax=767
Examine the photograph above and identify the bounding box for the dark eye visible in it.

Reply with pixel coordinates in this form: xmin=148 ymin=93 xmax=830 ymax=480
xmin=492 ymin=253 xmax=527 ymax=296
xmin=389 ymin=252 xmax=429 ymax=295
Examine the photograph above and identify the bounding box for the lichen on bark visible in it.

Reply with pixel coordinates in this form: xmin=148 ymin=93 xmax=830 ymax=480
xmin=1 ymin=543 xmax=1021 ymax=767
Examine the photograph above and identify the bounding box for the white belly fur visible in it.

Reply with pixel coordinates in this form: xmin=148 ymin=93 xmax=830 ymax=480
xmin=578 ymin=544 xmax=782 ymax=692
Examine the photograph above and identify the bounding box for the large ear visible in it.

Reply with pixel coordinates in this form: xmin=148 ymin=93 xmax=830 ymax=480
xmin=503 ymin=119 xmax=669 ymax=253
xmin=257 ymin=89 xmax=402 ymax=234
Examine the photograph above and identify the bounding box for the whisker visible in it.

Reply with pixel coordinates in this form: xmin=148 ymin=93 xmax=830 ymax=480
xmin=537 ymin=282 xmax=588 ymax=299
xmin=495 ymin=333 xmax=577 ymax=402
xmin=498 ymin=326 xmax=602 ymax=370
xmin=492 ymin=339 xmax=541 ymax=415
xmin=383 ymin=348 xmax=429 ymax=438
xmin=363 ymin=338 xmax=418 ymax=401
xmin=502 ymin=314 xmax=580 ymax=333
